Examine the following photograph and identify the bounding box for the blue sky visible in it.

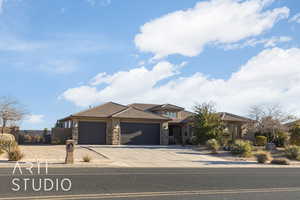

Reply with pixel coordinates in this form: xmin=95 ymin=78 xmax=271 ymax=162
xmin=0 ymin=0 xmax=299 ymax=130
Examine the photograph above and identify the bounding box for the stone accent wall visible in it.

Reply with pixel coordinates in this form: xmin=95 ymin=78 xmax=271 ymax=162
xmin=160 ymin=122 xmax=169 ymax=145
xmin=107 ymin=119 xmax=121 ymax=145
xmin=71 ymin=120 xmax=79 ymax=144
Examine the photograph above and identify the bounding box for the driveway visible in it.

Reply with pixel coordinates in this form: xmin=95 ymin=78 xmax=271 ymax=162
xmin=84 ymin=145 xmax=257 ymax=167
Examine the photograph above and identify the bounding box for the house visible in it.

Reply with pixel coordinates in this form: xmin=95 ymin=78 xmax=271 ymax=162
xmin=53 ymin=102 xmax=252 ymax=145
xmin=285 ymin=119 xmax=300 ymax=130
xmin=219 ymin=112 xmax=254 ymax=140
xmin=19 ymin=130 xmax=51 ymax=136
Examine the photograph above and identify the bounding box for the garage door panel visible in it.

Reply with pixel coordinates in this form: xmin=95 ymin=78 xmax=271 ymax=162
xmin=121 ymin=122 xmax=160 ymax=145
xmin=78 ymin=121 xmax=106 ymax=145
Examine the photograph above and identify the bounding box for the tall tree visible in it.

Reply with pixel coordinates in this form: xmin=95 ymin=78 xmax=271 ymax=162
xmin=247 ymin=104 xmax=294 ymax=142
xmin=0 ymin=96 xmax=26 ymax=134
xmin=193 ymin=102 xmax=224 ymax=144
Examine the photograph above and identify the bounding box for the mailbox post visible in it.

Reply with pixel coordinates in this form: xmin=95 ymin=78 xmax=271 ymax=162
xmin=65 ymin=140 xmax=75 ymax=164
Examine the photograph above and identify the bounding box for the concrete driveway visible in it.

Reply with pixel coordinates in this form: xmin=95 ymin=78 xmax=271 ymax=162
xmin=84 ymin=145 xmax=248 ymax=167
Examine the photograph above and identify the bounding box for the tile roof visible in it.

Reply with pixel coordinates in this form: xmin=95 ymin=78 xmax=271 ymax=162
xmin=60 ymin=102 xmax=170 ymax=121
xmin=112 ymin=107 xmax=170 ymax=120
xmin=285 ymin=119 xmax=300 ymax=127
xmin=71 ymin=102 xmax=127 ymax=118
xmin=128 ymin=103 xmax=160 ymax=111
xmin=219 ymin=112 xmax=252 ymax=122
xmin=150 ymin=104 xmax=184 ymax=111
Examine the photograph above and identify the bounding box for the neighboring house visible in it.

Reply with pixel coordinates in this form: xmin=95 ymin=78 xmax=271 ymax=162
xmin=53 ymin=102 xmax=252 ymax=145
xmin=219 ymin=112 xmax=254 ymax=141
xmin=19 ymin=130 xmax=51 ymax=136
xmin=285 ymin=119 xmax=300 ymax=129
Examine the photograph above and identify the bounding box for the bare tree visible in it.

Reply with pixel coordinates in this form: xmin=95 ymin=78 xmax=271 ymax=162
xmin=0 ymin=96 xmax=27 ymax=134
xmin=247 ymin=104 xmax=295 ymax=141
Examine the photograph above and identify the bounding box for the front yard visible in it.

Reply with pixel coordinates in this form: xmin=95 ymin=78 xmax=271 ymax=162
xmin=0 ymin=144 xmax=299 ymax=168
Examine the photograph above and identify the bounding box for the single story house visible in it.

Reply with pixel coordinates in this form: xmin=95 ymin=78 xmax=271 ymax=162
xmin=285 ymin=119 xmax=300 ymax=129
xmin=53 ymin=102 xmax=252 ymax=145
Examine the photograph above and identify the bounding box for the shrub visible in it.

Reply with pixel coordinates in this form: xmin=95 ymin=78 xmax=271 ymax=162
xmin=82 ymin=155 xmax=92 ymax=162
xmin=290 ymin=124 xmax=300 ymax=146
xmin=7 ymin=147 xmax=24 ymax=161
xmin=255 ymin=151 xmax=272 ymax=164
xmin=0 ymin=134 xmax=15 ymax=141
xmin=0 ymin=134 xmax=17 ymax=153
xmin=231 ymin=140 xmax=253 ymax=157
xmin=255 ymin=136 xmax=267 ymax=146
xmin=274 ymin=132 xmax=289 ymax=147
xmin=206 ymin=139 xmax=220 ymax=153
xmin=285 ymin=145 xmax=300 ymax=160
xmin=271 ymin=158 xmax=290 ymax=165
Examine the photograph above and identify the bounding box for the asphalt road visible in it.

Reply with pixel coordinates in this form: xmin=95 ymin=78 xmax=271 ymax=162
xmin=0 ymin=167 xmax=300 ymax=199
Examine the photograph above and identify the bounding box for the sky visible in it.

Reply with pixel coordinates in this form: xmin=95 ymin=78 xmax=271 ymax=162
xmin=0 ymin=0 xmax=299 ymax=130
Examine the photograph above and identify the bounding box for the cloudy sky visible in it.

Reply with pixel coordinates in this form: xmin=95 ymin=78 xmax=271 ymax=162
xmin=0 ymin=0 xmax=299 ymax=129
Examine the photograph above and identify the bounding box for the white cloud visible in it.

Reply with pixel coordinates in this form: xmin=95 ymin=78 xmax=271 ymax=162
xmin=63 ymin=61 xmax=180 ymax=106
xmin=24 ymin=115 xmax=45 ymax=124
xmin=289 ymin=13 xmax=300 ymax=24
xmin=61 ymin=47 xmax=300 ymax=116
xmin=135 ymin=0 xmax=289 ymax=59
xmin=222 ymin=36 xmax=292 ymax=50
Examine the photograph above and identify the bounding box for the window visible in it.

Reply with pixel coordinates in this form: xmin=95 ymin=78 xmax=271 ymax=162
xmin=163 ymin=111 xmax=177 ymax=118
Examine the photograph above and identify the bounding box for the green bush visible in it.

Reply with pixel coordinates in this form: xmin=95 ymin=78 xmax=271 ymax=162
xmin=206 ymin=139 xmax=220 ymax=154
xmin=285 ymin=145 xmax=300 ymax=160
xmin=231 ymin=140 xmax=253 ymax=157
xmin=7 ymin=147 xmax=24 ymax=161
xmin=290 ymin=124 xmax=300 ymax=146
xmin=274 ymin=132 xmax=289 ymax=147
xmin=271 ymin=158 xmax=290 ymax=165
xmin=255 ymin=151 xmax=272 ymax=164
xmin=255 ymin=136 xmax=267 ymax=146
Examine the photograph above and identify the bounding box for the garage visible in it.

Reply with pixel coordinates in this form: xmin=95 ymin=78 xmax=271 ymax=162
xmin=78 ymin=121 xmax=106 ymax=144
xmin=121 ymin=122 xmax=160 ymax=145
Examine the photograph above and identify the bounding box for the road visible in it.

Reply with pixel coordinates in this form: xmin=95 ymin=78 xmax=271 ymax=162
xmin=0 ymin=167 xmax=299 ymax=199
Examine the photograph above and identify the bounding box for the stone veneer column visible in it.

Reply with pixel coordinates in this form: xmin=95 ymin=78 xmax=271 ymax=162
xmin=107 ymin=119 xmax=121 ymax=145
xmin=160 ymin=122 xmax=169 ymax=145
xmin=71 ymin=120 xmax=79 ymax=144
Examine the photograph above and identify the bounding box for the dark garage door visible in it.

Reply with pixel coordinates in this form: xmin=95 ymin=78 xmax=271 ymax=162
xmin=121 ymin=122 xmax=160 ymax=145
xmin=78 ymin=121 xmax=106 ymax=145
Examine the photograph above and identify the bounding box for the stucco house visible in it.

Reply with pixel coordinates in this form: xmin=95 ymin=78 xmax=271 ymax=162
xmin=53 ymin=102 xmax=252 ymax=145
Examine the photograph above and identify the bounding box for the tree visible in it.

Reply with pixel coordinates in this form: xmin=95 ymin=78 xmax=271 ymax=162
xmin=0 ymin=96 xmax=26 ymax=134
xmin=247 ymin=104 xmax=294 ymax=142
xmin=193 ymin=102 xmax=224 ymax=144
xmin=290 ymin=123 xmax=300 ymax=146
